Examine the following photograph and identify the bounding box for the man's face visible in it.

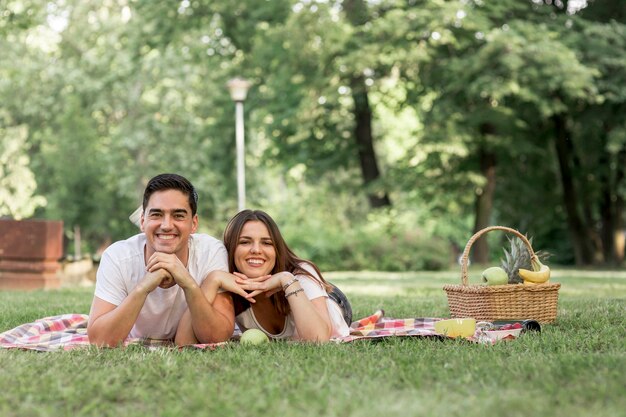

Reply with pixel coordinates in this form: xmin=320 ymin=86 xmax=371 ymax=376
xmin=140 ymin=189 xmax=198 ymax=260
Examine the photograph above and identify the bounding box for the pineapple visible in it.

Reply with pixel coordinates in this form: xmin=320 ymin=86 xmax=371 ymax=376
xmin=500 ymin=235 xmax=551 ymax=284
xmin=501 ymin=236 xmax=531 ymax=284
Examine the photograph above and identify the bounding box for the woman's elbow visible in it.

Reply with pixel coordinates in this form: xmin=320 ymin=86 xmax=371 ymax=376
xmin=319 ymin=328 xmax=332 ymax=342
xmin=315 ymin=334 xmax=331 ymax=343
xmin=302 ymin=324 xmax=332 ymax=343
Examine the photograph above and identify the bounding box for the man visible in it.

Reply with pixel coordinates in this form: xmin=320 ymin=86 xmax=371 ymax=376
xmin=87 ymin=173 xmax=247 ymax=346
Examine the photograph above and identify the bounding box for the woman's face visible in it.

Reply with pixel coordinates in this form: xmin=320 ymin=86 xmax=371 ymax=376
xmin=234 ymin=220 xmax=277 ymax=278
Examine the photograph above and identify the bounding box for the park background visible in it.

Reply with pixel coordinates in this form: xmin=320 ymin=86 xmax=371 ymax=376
xmin=1 ymin=2 xmax=625 ymax=417
xmin=2 ymin=0 xmax=625 ymax=272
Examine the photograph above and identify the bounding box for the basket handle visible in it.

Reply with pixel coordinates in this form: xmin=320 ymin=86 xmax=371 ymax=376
xmin=460 ymin=226 xmax=536 ymax=286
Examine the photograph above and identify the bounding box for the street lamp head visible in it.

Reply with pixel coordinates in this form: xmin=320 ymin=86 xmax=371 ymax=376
xmin=227 ymin=77 xmax=252 ymax=102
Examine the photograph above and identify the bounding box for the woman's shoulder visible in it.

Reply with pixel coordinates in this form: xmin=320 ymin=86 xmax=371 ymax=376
xmin=294 ymin=261 xmax=321 ymax=278
xmin=293 ymin=262 xmax=327 ymax=294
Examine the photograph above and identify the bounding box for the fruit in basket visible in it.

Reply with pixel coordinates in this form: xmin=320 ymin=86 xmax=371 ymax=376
xmin=501 ymin=235 xmax=551 ymax=284
xmin=482 ymin=266 xmax=509 ymax=285
xmin=518 ymin=257 xmax=550 ymax=285
xmin=501 ymin=236 xmax=530 ymax=284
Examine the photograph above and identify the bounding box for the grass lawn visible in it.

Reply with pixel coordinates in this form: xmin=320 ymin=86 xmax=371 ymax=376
xmin=0 ymin=269 xmax=624 ymax=417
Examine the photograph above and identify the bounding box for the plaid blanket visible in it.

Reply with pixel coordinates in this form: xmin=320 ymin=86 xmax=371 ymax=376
xmin=338 ymin=310 xmax=441 ymax=342
xmin=0 ymin=310 xmax=497 ymax=351
xmin=0 ymin=314 xmax=225 ymax=351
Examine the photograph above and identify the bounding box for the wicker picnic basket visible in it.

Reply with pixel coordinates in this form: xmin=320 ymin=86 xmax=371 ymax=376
xmin=443 ymin=226 xmax=561 ymax=324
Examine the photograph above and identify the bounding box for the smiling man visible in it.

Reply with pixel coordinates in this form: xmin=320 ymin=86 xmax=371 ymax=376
xmin=87 ymin=173 xmax=239 ymax=347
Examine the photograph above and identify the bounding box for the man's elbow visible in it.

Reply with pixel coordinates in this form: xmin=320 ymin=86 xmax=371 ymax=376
xmin=196 ymin=329 xmax=232 ymax=344
xmin=87 ymin=328 xmax=125 ymax=348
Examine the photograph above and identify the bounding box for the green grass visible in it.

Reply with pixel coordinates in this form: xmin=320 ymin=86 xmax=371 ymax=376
xmin=1 ymin=269 xmax=624 ymax=417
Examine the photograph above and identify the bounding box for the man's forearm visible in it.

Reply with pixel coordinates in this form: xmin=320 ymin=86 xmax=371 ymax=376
xmin=88 ymin=288 xmax=149 ymax=347
xmin=183 ymin=284 xmax=234 ymax=343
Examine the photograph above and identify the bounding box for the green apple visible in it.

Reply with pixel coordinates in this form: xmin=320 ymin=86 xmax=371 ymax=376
xmin=240 ymin=329 xmax=270 ymax=345
xmin=481 ymin=266 xmax=509 ymax=286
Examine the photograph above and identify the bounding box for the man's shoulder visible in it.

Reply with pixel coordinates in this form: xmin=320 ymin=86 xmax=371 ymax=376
xmin=103 ymin=234 xmax=145 ymax=259
xmin=189 ymin=234 xmax=227 ymax=272
xmin=190 ymin=233 xmax=225 ymax=250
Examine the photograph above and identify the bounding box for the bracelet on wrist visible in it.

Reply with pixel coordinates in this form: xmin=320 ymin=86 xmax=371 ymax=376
xmin=282 ymin=277 xmax=299 ymax=291
xmin=285 ymin=288 xmax=304 ymax=299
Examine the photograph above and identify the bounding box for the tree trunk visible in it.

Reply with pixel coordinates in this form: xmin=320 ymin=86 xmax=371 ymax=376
xmin=344 ymin=0 xmax=391 ymax=208
xmin=472 ymin=138 xmax=497 ymax=264
xmin=599 ymin=188 xmax=616 ymax=265
xmin=570 ymin=127 xmax=603 ymax=260
xmin=613 ymin=148 xmax=626 ymax=264
xmin=552 ymin=114 xmax=595 ymax=265
xmin=598 ymin=130 xmax=617 ymax=265
xmin=350 ymin=76 xmax=391 ymax=208
xmin=600 ymin=139 xmax=626 ymax=265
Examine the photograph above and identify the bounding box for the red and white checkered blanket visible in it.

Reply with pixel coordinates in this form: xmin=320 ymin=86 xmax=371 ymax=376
xmin=0 ymin=310 xmax=494 ymax=351
xmin=340 ymin=309 xmax=441 ymax=342
xmin=0 ymin=314 xmax=225 ymax=351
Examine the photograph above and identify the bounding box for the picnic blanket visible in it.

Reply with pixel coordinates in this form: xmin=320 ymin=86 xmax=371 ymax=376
xmin=341 ymin=309 xmax=441 ymax=342
xmin=0 ymin=310 xmax=493 ymax=352
xmin=0 ymin=314 xmax=225 ymax=351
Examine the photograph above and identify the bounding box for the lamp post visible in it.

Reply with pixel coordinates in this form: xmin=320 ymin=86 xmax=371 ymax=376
xmin=227 ymin=77 xmax=252 ymax=212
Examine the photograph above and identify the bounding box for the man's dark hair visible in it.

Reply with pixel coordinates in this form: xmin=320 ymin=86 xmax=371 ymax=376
xmin=142 ymin=173 xmax=198 ymax=215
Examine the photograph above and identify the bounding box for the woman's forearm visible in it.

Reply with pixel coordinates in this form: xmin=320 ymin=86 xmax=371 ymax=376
xmin=281 ymin=276 xmax=331 ymax=342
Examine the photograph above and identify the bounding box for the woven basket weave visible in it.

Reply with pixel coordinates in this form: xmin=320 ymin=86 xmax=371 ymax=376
xmin=443 ymin=226 xmax=560 ymax=324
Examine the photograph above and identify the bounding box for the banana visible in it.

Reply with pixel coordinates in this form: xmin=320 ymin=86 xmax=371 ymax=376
xmin=518 ymin=256 xmax=550 ymax=284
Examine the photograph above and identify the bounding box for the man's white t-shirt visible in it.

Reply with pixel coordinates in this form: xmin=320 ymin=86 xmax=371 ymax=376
xmin=94 ymin=233 xmax=228 ymax=339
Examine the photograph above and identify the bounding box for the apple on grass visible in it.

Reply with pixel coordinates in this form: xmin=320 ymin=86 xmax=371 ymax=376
xmin=481 ymin=266 xmax=509 ymax=286
xmin=240 ymin=329 xmax=270 ymax=345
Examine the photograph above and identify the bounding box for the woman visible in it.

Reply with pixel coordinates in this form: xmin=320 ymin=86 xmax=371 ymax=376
xmin=175 ymin=209 xmax=350 ymax=344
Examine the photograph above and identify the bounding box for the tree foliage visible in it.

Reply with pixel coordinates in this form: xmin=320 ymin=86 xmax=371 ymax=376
xmin=1 ymin=0 xmax=624 ymax=267
xmin=0 ymin=123 xmax=46 ymax=219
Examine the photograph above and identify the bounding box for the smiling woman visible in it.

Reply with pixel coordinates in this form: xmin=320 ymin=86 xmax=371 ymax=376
xmin=234 ymin=221 xmax=277 ymax=278
xmin=175 ymin=209 xmax=352 ymax=345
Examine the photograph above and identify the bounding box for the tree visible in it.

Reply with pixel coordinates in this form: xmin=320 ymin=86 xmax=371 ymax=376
xmin=561 ymin=18 xmax=626 ymax=264
xmin=0 ymin=123 xmax=46 ymax=219
xmin=2 ymin=0 xmax=624 ymax=267
xmin=211 ymin=0 xmax=394 ymax=208
xmin=385 ymin=0 xmax=622 ymax=265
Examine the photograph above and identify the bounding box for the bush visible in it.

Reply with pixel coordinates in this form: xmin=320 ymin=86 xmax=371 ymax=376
xmin=279 ymin=207 xmax=451 ymax=272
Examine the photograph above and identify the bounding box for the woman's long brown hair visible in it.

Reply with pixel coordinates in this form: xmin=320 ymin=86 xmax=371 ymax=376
xmin=223 ymin=209 xmax=332 ymax=316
